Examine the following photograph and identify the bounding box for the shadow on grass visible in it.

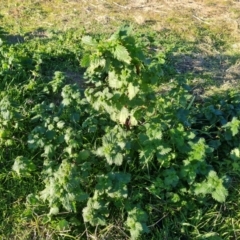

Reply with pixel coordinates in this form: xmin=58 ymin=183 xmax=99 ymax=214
xmin=0 ymin=27 xmax=56 ymax=44
xmin=0 ymin=26 xmax=24 ymax=44
xmin=153 ymin=30 xmax=240 ymax=91
xmin=1 ymin=25 xmax=240 ymax=96
xmin=172 ymin=52 xmax=240 ymax=86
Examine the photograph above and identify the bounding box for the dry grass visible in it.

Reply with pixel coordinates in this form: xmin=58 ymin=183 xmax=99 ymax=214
xmin=1 ymin=0 xmax=240 ymax=90
xmin=1 ymin=0 xmax=240 ymax=40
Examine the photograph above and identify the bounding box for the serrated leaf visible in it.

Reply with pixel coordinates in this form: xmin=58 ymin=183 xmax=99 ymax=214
xmin=62 ymin=193 xmax=76 ymax=212
xmin=40 ymin=178 xmax=57 ymax=202
xmin=82 ymin=198 xmax=108 ymax=226
xmin=113 ymin=45 xmax=131 ymax=64
xmin=158 ymin=146 xmax=171 ymax=155
xmin=211 ymin=185 xmax=228 ymax=203
xmin=194 ymin=182 xmax=210 ymax=195
xmin=128 ymin=82 xmax=139 ymax=100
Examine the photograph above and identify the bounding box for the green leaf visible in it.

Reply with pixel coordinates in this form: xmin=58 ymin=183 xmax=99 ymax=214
xmin=129 ymin=222 xmax=144 ymax=240
xmin=230 ymin=148 xmax=240 ymax=160
xmin=81 ymin=54 xmax=91 ymax=67
xmin=119 ymin=107 xmax=129 ymax=124
xmin=194 ymin=182 xmax=211 ymax=196
xmin=163 ymin=168 xmax=179 ymax=187
xmin=78 ymin=150 xmax=90 ymax=161
xmin=113 ymin=153 xmax=123 ymax=166
xmin=194 ymin=171 xmax=228 ymax=202
xmin=62 ymin=98 xmax=71 ymax=106
xmin=12 ymin=156 xmax=36 ymax=177
xmin=130 ymin=115 xmax=138 ymax=126
xmin=128 ymin=82 xmax=139 ymax=100
xmin=89 ymin=56 xmax=106 ymax=72
xmin=113 ymin=45 xmax=131 ymax=64
xmin=57 ymin=121 xmax=65 ymax=129
xmin=82 ymin=36 xmax=97 ymax=46
xmin=82 ymin=197 xmax=108 ymax=226
xmin=45 ymin=130 xmax=55 ymax=140
xmin=56 ymin=219 xmax=69 ymax=231
xmin=126 ymin=207 xmax=149 ymax=240
xmin=49 ymin=206 xmax=59 ymax=215
xmin=42 ymin=144 xmax=55 ymax=158
xmin=108 ymin=71 xmax=123 ymax=89
xmin=139 ymin=148 xmax=155 ymax=164
xmin=212 ymin=186 xmax=228 ymax=203
xmin=224 ymin=117 xmax=240 ymax=136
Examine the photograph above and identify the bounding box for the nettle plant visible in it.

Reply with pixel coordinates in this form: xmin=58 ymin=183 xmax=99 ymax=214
xmin=9 ymin=26 xmax=240 ymax=239
xmin=81 ymin=26 xmax=164 ymax=128
xmin=79 ymin=26 xmax=231 ymax=237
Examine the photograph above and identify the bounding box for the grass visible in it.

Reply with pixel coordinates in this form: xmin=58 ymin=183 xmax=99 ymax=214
xmin=1 ymin=0 xmax=240 ymax=88
xmin=1 ymin=0 xmax=240 ymax=239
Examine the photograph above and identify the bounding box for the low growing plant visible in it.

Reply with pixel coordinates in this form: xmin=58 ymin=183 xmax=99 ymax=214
xmin=4 ymin=26 xmax=240 ymax=239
